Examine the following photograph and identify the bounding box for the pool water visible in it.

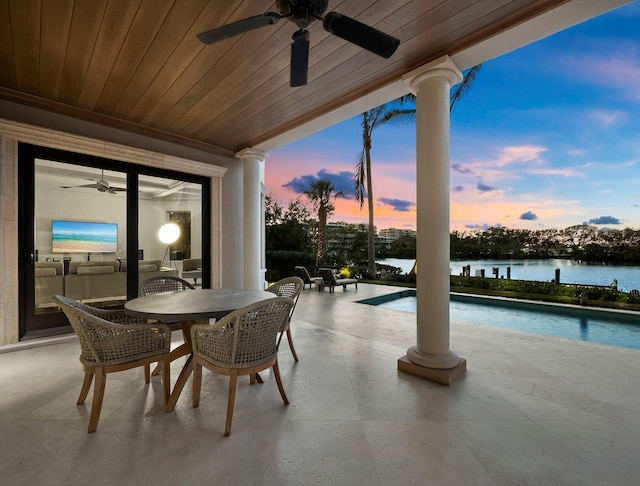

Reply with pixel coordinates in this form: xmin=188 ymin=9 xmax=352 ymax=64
xmin=365 ymin=292 xmax=640 ymax=351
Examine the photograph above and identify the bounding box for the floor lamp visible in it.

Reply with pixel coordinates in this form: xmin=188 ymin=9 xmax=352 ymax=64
xmin=158 ymin=223 xmax=180 ymax=268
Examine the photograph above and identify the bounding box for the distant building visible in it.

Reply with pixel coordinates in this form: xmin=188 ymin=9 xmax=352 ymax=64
xmin=378 ymin=227 xmax=417 ymax=240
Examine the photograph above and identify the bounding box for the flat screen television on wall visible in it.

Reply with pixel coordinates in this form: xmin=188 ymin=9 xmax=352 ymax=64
xmin=51 ymin=220 xmax=118 ymax=253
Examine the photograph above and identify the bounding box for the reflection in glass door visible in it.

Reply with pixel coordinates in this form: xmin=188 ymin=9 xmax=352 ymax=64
xmin=137 ymin=174 xmax=203 ymax=288
xmin=19 ymin=143 xmax=211 ymax=339
xmin=34 ymin=160 xmax=127 ymax=319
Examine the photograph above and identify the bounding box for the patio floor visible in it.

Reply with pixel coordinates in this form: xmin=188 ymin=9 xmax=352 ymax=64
xmin=1 ymin=283 xmax=639 ymax=485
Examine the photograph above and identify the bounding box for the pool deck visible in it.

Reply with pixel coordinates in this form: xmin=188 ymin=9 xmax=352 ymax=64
xmin=1 ymin=283 xmax=639 ymax=485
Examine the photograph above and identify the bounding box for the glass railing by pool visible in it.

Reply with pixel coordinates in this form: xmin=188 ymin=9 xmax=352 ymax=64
xmin=358 ymin=290 xmax=640 ymax=351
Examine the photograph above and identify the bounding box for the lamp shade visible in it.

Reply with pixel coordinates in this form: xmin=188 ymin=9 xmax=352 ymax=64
xmin=158 ymin=223 xmax=180 ymax=245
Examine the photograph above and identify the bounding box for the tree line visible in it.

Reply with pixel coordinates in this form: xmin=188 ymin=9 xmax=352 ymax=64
xmin=266 ymin=195 xmax=640 ymax=281
xmin=451 ymin=225 xmax=640 ymax=262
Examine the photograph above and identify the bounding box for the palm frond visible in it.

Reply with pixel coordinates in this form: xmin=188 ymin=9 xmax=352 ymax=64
xmin=354 ymin=150 xmax=367 ymax=208
xmin=450 ymin=64 xmax=481 ymax=111
xmin=376 ymin=108 xmax=416 ymax=127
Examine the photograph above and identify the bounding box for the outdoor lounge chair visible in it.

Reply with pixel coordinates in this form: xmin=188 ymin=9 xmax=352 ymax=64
xmin=294 ymin=266 xmax=320 ymax=289
xmin=318 ymin=268 xmax=358 ymax=293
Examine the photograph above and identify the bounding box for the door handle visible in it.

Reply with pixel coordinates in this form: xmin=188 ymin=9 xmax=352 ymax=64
xmin=24 ymin=252 xmax=34 ymax=264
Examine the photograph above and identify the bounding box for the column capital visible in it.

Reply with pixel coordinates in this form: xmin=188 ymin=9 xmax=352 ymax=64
xmin=235 ymin=147 xmax=268 ymax=163
xmin=402 ymin=55 xmax=463 ymax=94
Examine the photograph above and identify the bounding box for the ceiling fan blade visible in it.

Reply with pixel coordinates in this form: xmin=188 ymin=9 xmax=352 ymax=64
xmin=323 ymin=12 xmax=400 ymax=59
xmin=60 ymin=183 xmax=99 ymax=189
xmin=197 ymin=12 xmax=282 ymax=44
xmin=290 ymin=30 xmax=310 ymax=87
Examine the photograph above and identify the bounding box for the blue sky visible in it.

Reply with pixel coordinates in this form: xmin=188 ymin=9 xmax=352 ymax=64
xmin=266 ymin=2 xmax=640 ymax=231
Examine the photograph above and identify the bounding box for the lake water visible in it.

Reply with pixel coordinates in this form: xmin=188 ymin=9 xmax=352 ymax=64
xmin=377 ymin=258 xmax=640 ymax=291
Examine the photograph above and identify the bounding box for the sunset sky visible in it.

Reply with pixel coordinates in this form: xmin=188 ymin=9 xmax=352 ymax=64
xmin=265 ymin=2 xmax=640 ymax=232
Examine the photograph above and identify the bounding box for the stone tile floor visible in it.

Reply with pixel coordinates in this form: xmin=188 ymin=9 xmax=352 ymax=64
xmin=1 ymin=283 xmax=639 ymax=485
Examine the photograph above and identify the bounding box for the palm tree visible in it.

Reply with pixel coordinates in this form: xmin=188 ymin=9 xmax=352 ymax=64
xmin=354 ymin=65 xmax=482 ymax=278
xmin=303 ymin=179 xmax=343 ymax=272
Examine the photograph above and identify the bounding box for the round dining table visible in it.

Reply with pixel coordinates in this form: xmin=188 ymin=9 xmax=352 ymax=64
xmin=125 ymin=288 xmax=276 ymax=411
xmin=125 ymin=288 xmax=276 ymax=322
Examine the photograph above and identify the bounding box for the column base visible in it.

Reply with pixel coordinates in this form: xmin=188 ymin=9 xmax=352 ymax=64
xmin=397 ymin=355 xmax=466 ymax=385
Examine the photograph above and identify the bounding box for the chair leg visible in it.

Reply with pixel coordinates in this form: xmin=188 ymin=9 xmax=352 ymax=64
xmin=224 ymin=372 xmax=238 ymax=437
xmin=87 ymin=368 xmax=106 ymax=433
xmin=192 ymin=361 xmax=202 ymax=408
xmin=286 ymin=328 xmax=299 ymax=362
xmin=250 ymin=373 xmax=263 ymax=384
xmin=272 ymin=361 xmax=289 ymax=405
xmin=144 ymin=363 xmax=151 ymax=383
xmin=77 ymin=371 xmax=93 ymax=405
xmin=162 ymin=356 xmax=171 ymax=405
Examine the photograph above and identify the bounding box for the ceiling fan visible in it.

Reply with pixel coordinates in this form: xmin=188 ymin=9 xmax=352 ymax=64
xmin=61 ymin=169 xmax=126 ymax=194
xmin=197 ymin=0 xmax=400 ymax=87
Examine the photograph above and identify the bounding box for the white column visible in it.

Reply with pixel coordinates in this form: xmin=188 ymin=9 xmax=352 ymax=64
xmin=235 ymin=148 xmax=267 ymax=290
xmin=398 ymin=56 xmax=466 ymax=384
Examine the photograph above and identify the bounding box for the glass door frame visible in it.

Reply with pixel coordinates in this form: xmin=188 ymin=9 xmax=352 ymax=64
xmin=18 ymin=143 xmax=211 ymax=339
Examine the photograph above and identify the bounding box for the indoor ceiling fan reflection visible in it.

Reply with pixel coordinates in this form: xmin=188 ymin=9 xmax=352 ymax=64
xmin=60 ymin=169 xmax=126 ymax=194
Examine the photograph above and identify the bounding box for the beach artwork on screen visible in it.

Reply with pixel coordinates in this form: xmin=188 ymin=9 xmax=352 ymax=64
xmin=52 ymin=220 xmax=118 ymax=253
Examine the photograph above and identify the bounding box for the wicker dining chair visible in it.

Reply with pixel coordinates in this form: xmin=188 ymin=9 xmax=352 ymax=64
xmin=53 ymin=295 xmax=172 ymax=433
xmin=266 ymin=276 xmax=304 ymax=362
xmin=191 ymin=296 xmax=294 ymax=436
xmin=139 ymin=275 xmax=196 ymax=375
xmin=139 ymin=275 xmax=195 ymax=296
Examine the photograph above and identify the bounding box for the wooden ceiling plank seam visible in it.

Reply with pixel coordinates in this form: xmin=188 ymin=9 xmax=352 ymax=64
xmin=76 ymin=0 xmax=142 ymax=111
xmin=0 ymin=0 xmax=18 ymax=88
xmin=93 ymin=0 xmax=176 ymax=115
xmin=111 ymin=0 xmax=210 ymax=119
xmin=9 ymin=0 xmax=40 ymax=95
xmin=38 ymin=0 xmax=74 ymax=99
xmin=58 ymin=0 xmax=109 ymax=106
xmin=141 ymin=2 xmax=283 ymax=130
xmin=130 ymin=1 xmax=269 ymax=125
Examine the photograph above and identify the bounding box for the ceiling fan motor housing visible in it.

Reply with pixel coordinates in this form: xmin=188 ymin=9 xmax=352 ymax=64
xmin=277 ymin=0 xmax=329 ymax=28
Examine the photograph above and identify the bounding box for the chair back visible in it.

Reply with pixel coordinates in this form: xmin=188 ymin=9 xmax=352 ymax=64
xmin=53 ymin=294 xmax=171 ymax=367
xmin=294 ymin=266 xmax=312 ymax=283
xmin=267 ymin=276 xmax=303 ymax=328
xmin=53 ymin=295 xmax=103 ymax=365
xmin=139 ymin=275 xmax=195 ymax=296
xmin=191 ymin=297 xmax=293 ymax=369
xmin=319 ymin=268 xmax=338 ymax=285
xmin=267 ymin=276 xmax=303 ymax=301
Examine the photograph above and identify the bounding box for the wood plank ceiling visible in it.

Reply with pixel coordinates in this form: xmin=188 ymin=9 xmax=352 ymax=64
xmin=0 ymin=0 xmax=564 ymax=155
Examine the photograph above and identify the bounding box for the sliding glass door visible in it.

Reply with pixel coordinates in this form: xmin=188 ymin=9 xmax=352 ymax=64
xmin=18 ymin=144 xmax=210 ymax=339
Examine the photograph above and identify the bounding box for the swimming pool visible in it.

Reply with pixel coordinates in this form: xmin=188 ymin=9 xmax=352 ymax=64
xmin=359 ymin=290 xmax=640 ymax=351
